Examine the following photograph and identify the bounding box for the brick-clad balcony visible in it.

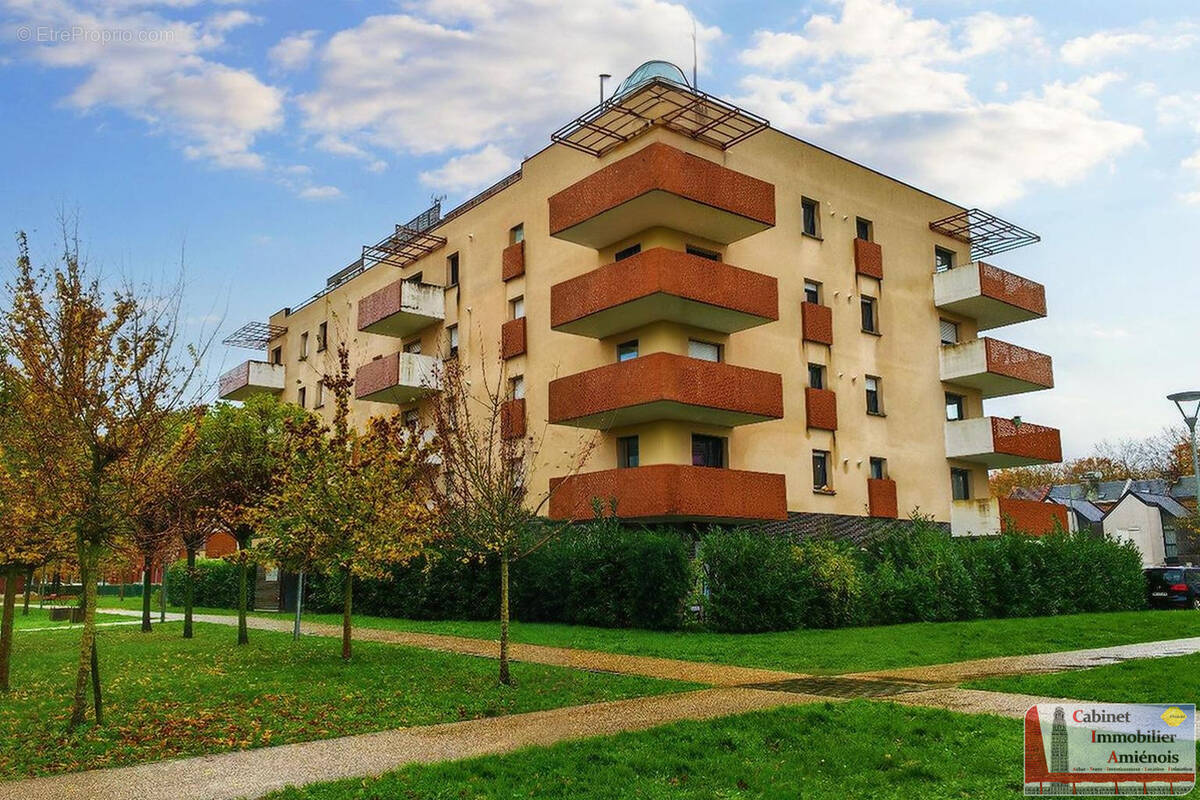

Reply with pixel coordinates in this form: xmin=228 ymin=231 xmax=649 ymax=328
xmin=548 ymin=464 xmax=787 ymax=522
xmin=500 ymin=398 xmax=526 ymax=440
xmin=945 ymin=417 xmax=1062 ymax=469
xmin=941 ymin=337 xmax=1054 ymax=398
xmin=358 ymin=280 xmax=445 ymax=338
xmin=854 ymin=238 xmax=883 ymax=279
xmin=501 ymin=317 xmax=527 ymax=359
xmin=501 ymin=240 xmax=525 ymax=281
xmin=550 ymin=247 xmax=778 ymax=338
xmin=805 ymin=387 xmax=838 ymax=431
xmin=867 ymin=478 xmax=898 ymax=518
xmin=548 ymin=143 xmax=775 ymax=249
xmin=801 ymin=302 xmax=833 ymax=345
xmin=355 ymin=352 xmax=441 ymax=405
xmin=548 ymin=352 xmax=783 ymax=429
xmin=951 ymin=496 xmax=1069 ymax=536
xmin=934 ymin=262 xmax=1046 ymax=331
xmin=218 ymin=360 xmax=285 ymax=401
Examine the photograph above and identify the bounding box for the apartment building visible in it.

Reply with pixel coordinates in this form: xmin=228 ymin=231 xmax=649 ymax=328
xmin=218 ymin=60 xmax=1063 ymax=537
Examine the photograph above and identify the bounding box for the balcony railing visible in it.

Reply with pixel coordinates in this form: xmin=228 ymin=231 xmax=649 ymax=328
xmin=548 ymin=143 xmax=775 ymax=249
xmin=358 ymin=280 xmax=445 ymax=338
xmin=218 ymin=360 xmax=285 ymax=401
xmin=355 ymin=352 xmax=441 ymax=405
xmin=548 ymin=464 xmax=787 ymax=522
xmin=548 ymin=352 xmax=783 ymax=429
xmin=934 ymin=262 xmax=1046 ymax=331
xmin=502 ymin=240 xmax=525 ymax=281
xmin=854 ymin=239 xmax=883 ymax=279
xmin=804 ymin=387 xmax=838 ymax=431
xmin=550 ymin=247 xmax=778 ymax=338
xmin=867 ymin=478 xmax=898 ymax=518
xmin=951 ymin=496 xmax=1068 ymax=537
xmin=940 ymin=337 xmax=1053 ymax=398
xmin=801 ymin=302 xmax=833 ymax=345
xmin=945 ymin=417 xmax=1062 ymax=468
xmin=501 ymin=317 xmax=527 ymax=359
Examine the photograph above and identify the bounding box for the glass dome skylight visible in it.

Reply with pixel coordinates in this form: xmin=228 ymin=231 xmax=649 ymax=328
xmin=612 ymin=60 xmax=690 ymax=98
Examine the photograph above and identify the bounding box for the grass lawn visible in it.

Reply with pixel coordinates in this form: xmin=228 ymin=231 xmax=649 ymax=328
xmin=966 ymin=651 xmax=1200 ymax=703
xmin=11 ymin=608 xmax=126 ymax=631
xmin=264 ymin=700 xmax=1025 ymax=799
xmin=0 ymin=622 xmax=693 ymax=779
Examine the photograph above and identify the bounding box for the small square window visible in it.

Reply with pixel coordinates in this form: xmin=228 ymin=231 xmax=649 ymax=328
xmin=685 ymin=245 xmax=721 ymax=261
xmin=510 ymin=296 xmax=525 ymax=319
xmin=317 ymin=321 xmax=328 ymax=352
xmin=865 ymin=375 xmax=882 ymax=415
xmin=615 ymin=243 xmax=641 ymax=261
xmin=801 ymin=197 xmax=820 ymax=237
xmin=617 ymin=340 xmax=638 ymax=362
xmin=692 ymin=434 xmax=726 ymax=468
xmin=510 ymin=224 xmax=524 ymax=244
xmin=804 ymin=280 xmax=821 ymax=305
xmin=856 ymin=217 xmax=873 ymax=241
xmin=447 ymin=324 xmax=459 ymax=358
xmin=447 ymin=252 xmax=460 ymax=287
xmin=946 ymin=393 xmax=965 ymax=421
xmin=940 ymin=319 xmax=959 ymax=345
xmin=861 ymin=296 xmax=878 ymax=333
xmin=509 ymin=375 xmax=525 ymax=400
xmin=869 ymin=457 xmax=887 ymax=480
xmin=935 ymin=247 xmax=956 ymax=273
xmin=617 ymin=436 xmax=639 ymax=469
xmin=687 ymin=339 xmax=721 ymax=362
xmin=808 ymin=363 xmax=825 ymax=390
xmin=812 ymin=450 xmax=831 ymax=491
xmin=951 ymin=468 xmax=972 ymax=501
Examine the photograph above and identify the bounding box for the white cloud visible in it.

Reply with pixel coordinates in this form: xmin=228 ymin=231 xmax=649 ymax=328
xmin=736 ymin=0 xmax=1140 ymax=206
xmin=268 ymin=30 xmax=318 ymax=72
xmin=298 ymin=184 xmax=343 ymax=200
xmin=419 ymin=145 xmax=515 ymax=193
xmin=1061 ymin=30 xmax=1195 ymax=65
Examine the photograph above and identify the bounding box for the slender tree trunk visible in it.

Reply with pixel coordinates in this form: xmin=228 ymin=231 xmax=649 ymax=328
xmin=183 ymin=547 xmax=196 ymax=639
xmin=69 ymin=544 xmax=100 ymax=731
xmin=0 ymin=565 xmax=19 ymax=692
xmin=21 ymin=567 xmax=33 ymax=616
xmin=90 ymin=637 xmax=102 ymax=725
xmin=498 ymin=552 xmax=511 ymax=686
xmin=140 ymin=555 xmax=152 ymax=633
xmin=237 ymin=556 xmax=249 ymax=646
xmin=118 ymin=579 xmax=125 ymax=602
xmin=341 ymin=569 xmax=353 ymax=662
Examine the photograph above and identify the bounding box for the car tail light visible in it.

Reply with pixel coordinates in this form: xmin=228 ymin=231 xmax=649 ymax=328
xmin=1170 ymin=584 xmax=1188 ymax=591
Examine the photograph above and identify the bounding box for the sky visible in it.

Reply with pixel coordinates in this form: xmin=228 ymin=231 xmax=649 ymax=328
xmin=0 ymin=0 xmax=1197 ymax=459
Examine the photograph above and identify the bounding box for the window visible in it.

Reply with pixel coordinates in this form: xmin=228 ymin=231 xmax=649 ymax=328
xmin=270 ymin=346 xmax=282 ymax=365
xmin=314 ymin=381 xmax=324 ymax=408
xmin=869 ymin=457 xmax=887 ymax=480
xmin=801 ymin=197 xmax=820 ymax=237
xmin=1165 ymin=526 xmax=1179 ymax=561
xmin=617 ymin=436 xmax=639 ymax=469
xmin=297 ymin=386 xmax=307 ymax=408
xmin=510 ymin=224 xmax=524 ymax=244
xmin=299 ymin=332 xmax=309 ymax=360
xmin=808 ymin=363 xmax=825 ymax=390
xmin=317 ymin=321 xmax=327 ymax=352
xmin=860 ymin=296 xmax=878 ymax=333
xmin=617 ymin=340 xmax=639 ymax=362
xmin=509 ymin=375 xmax=525 ymax=400
xmin=865 ymin=376 xmax=882 ymax=415
xmin=692 ymin=434 xmax=726 ymax=468
xmin=934 ymin=247 xmax=955 ymax=272
xmin=407 ymin=271 xmax=423 ymax=284
xmin=447 ymin=324 xmax=459 ymax=358
xmin=403 ymin=338 xmax=422 ymax=355
xmin=686 ymin=244 xmax=721 ymax=261
xmin=688 ymin=339 xmax=721 ymax=362
xmin=940 ymin=319 xmax=959 ymax=345
xmin=945 ymin=392 xmax=965 ymax=421
xmin=812 ymin=450 xmax=831 ymax=491
xmin=403 ymin=409 xmax=419 ymax=428
xmin=951 ymin=468 xmax=971 ymax=501
xmin=510 ymin=296 xmax=525 ymax=319
xmin=615 ymin=243 xmax=641 ymax=261
xmin=447 ymin=252 xmax=459 ymax=287
xmin=804 ymin=280 xmax=821 ymax=305
xmin=856 ymin=217 xmax=873 ymax=241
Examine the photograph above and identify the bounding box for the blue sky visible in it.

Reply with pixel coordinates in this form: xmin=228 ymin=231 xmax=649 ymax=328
xmin=1 ymin=0 xmax=1197 ymax=458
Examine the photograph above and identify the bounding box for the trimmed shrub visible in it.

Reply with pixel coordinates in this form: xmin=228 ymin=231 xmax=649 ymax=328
xmin=165 ymin=557 xmax=253 ymax=610
xmin=795 ymin=538 xmax=865 ymax=628
xmin=701 ymin=528 xmax=813 ymax=633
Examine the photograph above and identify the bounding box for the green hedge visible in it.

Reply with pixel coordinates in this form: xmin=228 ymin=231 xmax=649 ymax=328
xmin=165 ymin=557 xmax=254 ymax=610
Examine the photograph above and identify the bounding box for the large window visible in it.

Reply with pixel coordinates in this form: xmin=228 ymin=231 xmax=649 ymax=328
xmin=951 ymin=468 xmax=971 ymax=500
xmin=617 ymin=340 xmax=639 ymax=362
xmin=812 ymin=450 xmax=831 ymax=491
xmin=935 ymin=247 xmax=956 ymax=272
xmin=940 ymin=319 xmax=960 ymax=345
xmin=617 ymin=436 xmax=639 ymax=469
xmin=865 ymin=376 xmax=882 ymax=415
xmin=808 ymin=363 xmax=826 ymax=390
xmin=801 ymin=197 xmax=820 ymax=237
xmin=946 ymin=392 xmax=966 ymax=421
xmin=688 ymin=339 xmax=721 ymax=362
xmin=861 ymin=296 xmax=878 ymax=333
xmin=692 ymin=434 xmax=726 ymax=468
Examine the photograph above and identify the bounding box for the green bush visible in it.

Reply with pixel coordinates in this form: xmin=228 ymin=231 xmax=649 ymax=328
xmin=701 ymin=528 xmax=813 ymax=633
xmin=165 ymin=557 xmax=254 ymax=610
xmin=795 ymin=538 xmax=865 ymax=628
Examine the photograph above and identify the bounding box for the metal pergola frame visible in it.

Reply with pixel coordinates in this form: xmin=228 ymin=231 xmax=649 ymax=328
xmin=929 ymin=208 xmax=1041 ymax=261
xmin=222 ymin=321 xmax=287 ymax=349
xmin=361 ymin=223 xmax=447 ymax=271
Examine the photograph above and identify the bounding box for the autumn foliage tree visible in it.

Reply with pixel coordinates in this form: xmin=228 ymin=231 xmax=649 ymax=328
xmin=258 ymin=343 xmax=438 ymax=660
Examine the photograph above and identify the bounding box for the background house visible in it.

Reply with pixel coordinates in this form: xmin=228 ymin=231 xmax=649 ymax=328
xmin=1101 ymin=490 xmax=1191 ymax=567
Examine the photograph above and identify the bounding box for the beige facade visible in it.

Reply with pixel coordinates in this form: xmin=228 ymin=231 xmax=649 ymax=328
xmin=220 ymin=64 xmax=1062 ymax=532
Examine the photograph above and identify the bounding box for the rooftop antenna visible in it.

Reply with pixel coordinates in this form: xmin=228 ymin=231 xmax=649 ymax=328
xmin=691 ymin=14 xmax=698 ymax=88
xmin=599 ymin=73 xmax=611 ymax=105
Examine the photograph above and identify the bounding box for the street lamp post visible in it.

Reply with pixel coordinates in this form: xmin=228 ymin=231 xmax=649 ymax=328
xmin=1168 ymin=391 xmax=1200 ymax=504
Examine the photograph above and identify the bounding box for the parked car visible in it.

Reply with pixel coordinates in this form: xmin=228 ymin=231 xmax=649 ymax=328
xmin=1145 ymin=567 xmax=1200 ymax=609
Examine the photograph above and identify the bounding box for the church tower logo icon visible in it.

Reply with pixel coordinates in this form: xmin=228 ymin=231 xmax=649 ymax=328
xmin=1050 ymin=706 xmax=1069 ymax=773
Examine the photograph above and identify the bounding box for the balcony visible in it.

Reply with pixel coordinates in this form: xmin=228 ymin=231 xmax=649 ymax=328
xmin=501 ymin=317 xmax=527 ymax=359
xmin=502 ymin=240 xmax=525 ymax=281
xmin=355 ymin=352 xmax=441 ymax=405
xmin=867 ymin=478 xmax=898 ymax=518
xmin=550 ymin=248 xmax=777 ymax=338
xmin=218 ymin=360 xmax=285 ymax=401
xmin=548 ymin=352 xmax=782 ymax=429
xmin=854 ymin=238 xmax=883 ymax=279
xmin=945 ymin=417 xmax=1062 ymax=469
xmin=933 ymin=262 xmax=1046 ymax=331
xmin=801 ymin=302 xmax=833 ymax=345
xmin=805 ymin=387 xmax=838 ymax=431
xmin=358 ymin=280 xmax=445 ymax=338
xmin=549 ymin=464 xmax=787 ymax=522
xmin=548 ymin=143 xmax=775 ymax=249
xmin=501 ymin=398 xmax=526 ymax=440
xmin=940 ymin=338 xmax=1053 ymax=398
xmin=951 ymin=497 xmax=1069 ymax=537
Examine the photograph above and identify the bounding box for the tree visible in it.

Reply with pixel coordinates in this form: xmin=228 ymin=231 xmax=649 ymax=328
xmin=189 ymin=395 xmax=306 ymax=646
xmin=428 ymin=355 xmax=595 ymax=684
xmin=258 ymin=343 xmax=439 ymax=660
xmin=2 ymin=227 xmax=205 ymax=729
